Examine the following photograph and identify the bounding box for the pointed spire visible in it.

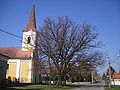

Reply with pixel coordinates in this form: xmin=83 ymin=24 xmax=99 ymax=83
xmin=23 ymin=5 xmax=36 ymax=32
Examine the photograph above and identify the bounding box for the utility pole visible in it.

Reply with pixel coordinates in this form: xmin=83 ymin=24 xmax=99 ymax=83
xmin=91 ymin=71 xmax=94 ymax=84
xmin=108 ymin=60 xmax=111 ymax=88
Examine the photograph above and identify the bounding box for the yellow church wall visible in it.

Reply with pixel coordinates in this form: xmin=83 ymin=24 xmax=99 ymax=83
xmin=20 ymin=61 xmax=31 ymax=83
xmin=6 ymin=59 xmax=32 ymax=83
xmin=20 ymin=61 xmax=29 ymax=83
xmin=6 ymin=62 xmax=17 ymax=81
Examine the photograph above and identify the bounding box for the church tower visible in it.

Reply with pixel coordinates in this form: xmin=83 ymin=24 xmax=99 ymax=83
xmin=22 ymin=5 xmax=36 ymax=51
xmin=0 ymin=5 xmax=40 ymax=84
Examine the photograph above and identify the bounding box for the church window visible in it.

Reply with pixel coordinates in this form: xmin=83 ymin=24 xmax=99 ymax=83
xmin=27 ymin=37 xmax=31 ymax=44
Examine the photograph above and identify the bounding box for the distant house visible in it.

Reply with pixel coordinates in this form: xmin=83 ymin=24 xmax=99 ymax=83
xmin=94 ymin=74 xmax=101 ymax=82
xmin=111 ymin=72 xmax=120 ymax=85
xmin=0 ymin=54 xmax=9 ymax=83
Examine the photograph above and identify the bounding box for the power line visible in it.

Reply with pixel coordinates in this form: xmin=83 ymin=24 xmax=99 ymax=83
xmin=113 ymin=61 xmax=120 ymax=65
xmin=0 ymin=29 xmax=37 ymax=47
xmin=110 ymin=55 xmax=120 ymax=64
xmin=0 ymin=29 xmax=22 ymax=39
xmin=103 ymin=51 xmax=120 ymax=73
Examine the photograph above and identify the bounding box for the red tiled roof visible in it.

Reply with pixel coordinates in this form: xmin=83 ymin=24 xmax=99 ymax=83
xmin=0 ymin=47 xmax=32 ymax=59
xmin=23 ymin=5 xmax=36 ymax=32
xmin=112 ymin=72 xmax=120 ymax=79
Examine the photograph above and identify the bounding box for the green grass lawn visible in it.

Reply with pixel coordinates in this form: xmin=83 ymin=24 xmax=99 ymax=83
xmin=105 ymin=85 xmax=120 ymax=90
xmin=6 ymin=84 xmax=79 ymax=90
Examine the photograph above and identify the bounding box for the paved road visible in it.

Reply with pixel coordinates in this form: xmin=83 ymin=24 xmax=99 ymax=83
xmin=71 ymin=85 xmax=105 ymax=90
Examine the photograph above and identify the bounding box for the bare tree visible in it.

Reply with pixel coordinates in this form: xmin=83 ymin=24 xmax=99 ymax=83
xmin=68 ymin=51 xmax=105 ymax=82
xmin=37 ymin=17 xmax=104 ymax=85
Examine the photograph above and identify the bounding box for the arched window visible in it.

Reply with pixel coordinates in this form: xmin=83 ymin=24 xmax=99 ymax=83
xmin=27 ymin=37 xmax=31 ymax=44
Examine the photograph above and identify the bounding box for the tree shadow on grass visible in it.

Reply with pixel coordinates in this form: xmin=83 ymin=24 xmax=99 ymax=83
xmin=0 ymin=83 xmax=85 ymax=90
xmin=0 ymin=83 xmax=41 ymax=90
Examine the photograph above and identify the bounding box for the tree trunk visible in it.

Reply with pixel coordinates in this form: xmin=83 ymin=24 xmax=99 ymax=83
xmin=63 ymin=79 xmax=66 ymax=85
xmin=57 ymin=75 xmax=62 ymax=86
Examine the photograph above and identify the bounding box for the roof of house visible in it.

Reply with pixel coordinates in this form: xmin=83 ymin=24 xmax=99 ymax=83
xmin=0 ymin=53 xmax=10 ymax=62
xmin=0 ymin=47 xmax=32 ymax=59
xmin=23 ymin=5 xmax=36 ymax=32
xmin=0 ymin=53 xmax=10 ymax=58
xmin=112 ymin=72 xmax=120 ymax=79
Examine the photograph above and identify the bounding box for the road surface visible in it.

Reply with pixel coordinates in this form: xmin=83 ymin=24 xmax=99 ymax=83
xmin=71 ymin=85 xmax=105 ymax=90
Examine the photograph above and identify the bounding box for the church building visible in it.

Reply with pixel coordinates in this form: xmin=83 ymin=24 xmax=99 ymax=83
xmin=0 ymin=5 xmax=40 ymax=83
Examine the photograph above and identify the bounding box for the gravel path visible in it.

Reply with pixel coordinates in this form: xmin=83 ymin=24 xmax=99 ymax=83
xmin=71 ymin=85 xmax=105 ymax=90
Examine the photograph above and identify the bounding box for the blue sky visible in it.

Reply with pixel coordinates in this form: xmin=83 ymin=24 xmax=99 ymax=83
xmin=0 ymin=0 xmax=120 ymax=75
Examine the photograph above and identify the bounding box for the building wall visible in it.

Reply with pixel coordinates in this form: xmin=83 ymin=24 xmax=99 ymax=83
xmin=111 ymin=78 xmax=120 ymax=85
xmin=6 ymin=62 xmax=17 ymax=81
xmin=6 ymin=59 xmax=32 ymax=83
xmin=0 ymin=61 xmax=7 ymax=79
xmin=0 ymin=54 xmax=8 ymax=83
xmin=6 ymin=59 xmax=20 ymax=81
xmin=20 ymin=60 xmax=32 ymax=83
